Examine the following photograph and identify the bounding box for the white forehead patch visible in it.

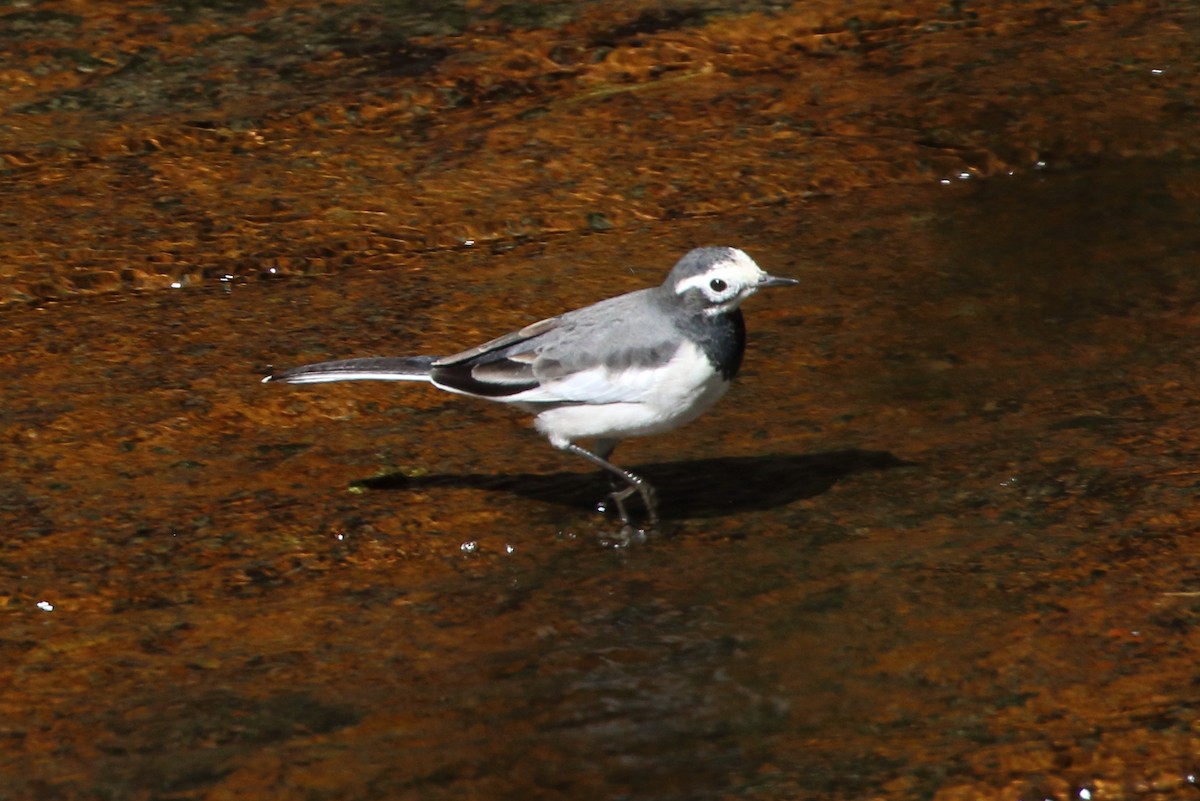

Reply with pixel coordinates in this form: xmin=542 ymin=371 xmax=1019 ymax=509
xmin=673 ymin=248 xmax=766 ymax=296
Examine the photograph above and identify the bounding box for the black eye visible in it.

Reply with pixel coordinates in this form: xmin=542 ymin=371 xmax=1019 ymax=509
xmin=709 ymin=278 xmax=728 ymax=292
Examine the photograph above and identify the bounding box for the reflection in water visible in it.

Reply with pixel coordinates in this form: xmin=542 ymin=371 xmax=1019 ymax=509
xmin=350 ymin=449 xmax=910 ymax=520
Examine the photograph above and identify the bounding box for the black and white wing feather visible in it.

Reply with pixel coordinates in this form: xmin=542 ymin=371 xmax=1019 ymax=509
xmin=427 ymin=316 xmax=561 ymax=397
xmin=430 ymin=288 xmax=690 ymax=406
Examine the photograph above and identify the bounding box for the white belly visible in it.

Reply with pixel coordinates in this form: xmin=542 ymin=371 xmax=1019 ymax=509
xmin=528 ymin=341 xmax=731 ymax=447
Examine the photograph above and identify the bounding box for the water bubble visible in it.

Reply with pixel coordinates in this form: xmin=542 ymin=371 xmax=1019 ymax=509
xmin=36 ymin=601 xmax=54 ymax=612
xmin=460 ymin=540 xmax=478 ymax=554
xmin=505 ymin=544 xmax=515 ymax=554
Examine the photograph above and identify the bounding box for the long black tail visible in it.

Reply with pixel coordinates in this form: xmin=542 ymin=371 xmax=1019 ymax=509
xmin=263 ymin=356 xmax=437 ymax=385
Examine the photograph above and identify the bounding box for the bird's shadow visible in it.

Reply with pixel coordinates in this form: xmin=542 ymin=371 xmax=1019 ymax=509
xmin=351 ymin=449 xmax=912 ymax=520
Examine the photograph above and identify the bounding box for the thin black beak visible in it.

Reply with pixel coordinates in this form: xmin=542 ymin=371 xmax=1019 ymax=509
xmin=759 ymin=274 xmax=800 ymax=288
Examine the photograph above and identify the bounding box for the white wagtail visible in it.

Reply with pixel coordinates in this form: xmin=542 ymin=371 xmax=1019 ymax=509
xmin=263 ymin=246 xmax=797 ymax=525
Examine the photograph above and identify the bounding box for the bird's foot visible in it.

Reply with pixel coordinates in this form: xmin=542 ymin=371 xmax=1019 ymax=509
xmin=600 ymin=524 xmax=649 ymax=548
xmin=596 ymin=477 xmax=659 ymax=528
xmin=595 ymin=493 xmax=629 ymax=523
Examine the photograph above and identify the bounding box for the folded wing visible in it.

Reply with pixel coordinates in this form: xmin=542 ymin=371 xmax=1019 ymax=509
xmin=430 ymin=291 xmax=683 ymax=405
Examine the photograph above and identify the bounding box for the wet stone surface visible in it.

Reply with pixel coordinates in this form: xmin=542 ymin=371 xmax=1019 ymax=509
xmin=2 ymin=2 xmax=1200 ymax=801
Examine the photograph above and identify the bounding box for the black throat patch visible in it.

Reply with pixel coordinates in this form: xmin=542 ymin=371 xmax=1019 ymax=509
xmin=679 ymin=308 xmax=746 ymax=381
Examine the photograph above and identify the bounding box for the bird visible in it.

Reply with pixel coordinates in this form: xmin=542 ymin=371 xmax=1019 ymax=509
xmin=262 ymin=246 xmax=797 ymax=526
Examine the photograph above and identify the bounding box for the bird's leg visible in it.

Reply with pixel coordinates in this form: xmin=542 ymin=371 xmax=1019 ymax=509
xmin=594 ymin=440 xmax=637 ymax=524
xmin=563 ymin=442 xmax=658 ymax=526
xmin=594 ymin=439 xmax=623 ymax=493
xmin=581 ymin=440 xmax=628 ymax=523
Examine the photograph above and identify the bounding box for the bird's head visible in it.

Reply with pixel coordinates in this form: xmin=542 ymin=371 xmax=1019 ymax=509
xmin=667 ymin=246 xmax=798 ymax=315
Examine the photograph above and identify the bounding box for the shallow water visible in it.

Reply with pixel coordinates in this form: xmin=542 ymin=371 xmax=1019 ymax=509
xmin=3 ymin=3 xmax=1200 ymax=800
xmin=4 ymin=160 xmax=1200 ymax=800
